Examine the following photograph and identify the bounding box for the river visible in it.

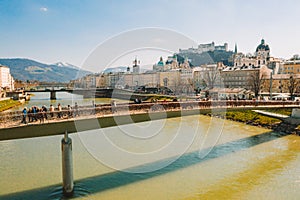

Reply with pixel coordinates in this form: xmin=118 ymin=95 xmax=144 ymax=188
xmin=0 ymin=93 xmax=300 ymax=199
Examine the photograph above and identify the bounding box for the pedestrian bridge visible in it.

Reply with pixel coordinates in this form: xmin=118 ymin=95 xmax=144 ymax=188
xmin=0 ymin=100 xmax=299 ymax=141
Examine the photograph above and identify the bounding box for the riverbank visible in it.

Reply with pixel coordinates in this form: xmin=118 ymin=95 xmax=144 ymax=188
xmin=0 ymin=99 xmax=23 ymax=112
xmin=205 ymin=108 xmax=300 ymax=135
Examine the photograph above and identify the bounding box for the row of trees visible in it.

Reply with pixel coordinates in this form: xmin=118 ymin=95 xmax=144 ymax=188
xmin=287 ymin=75 xmax=299 ymax=100
xmin=198 ymin=67 xmax=299 ymax=100
xmin=247 ymin=71 xmax=299 ymax=99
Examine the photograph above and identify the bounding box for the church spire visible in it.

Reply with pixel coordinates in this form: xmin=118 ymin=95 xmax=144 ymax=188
xmin=234 ymin=43 xmax=237 ymax=54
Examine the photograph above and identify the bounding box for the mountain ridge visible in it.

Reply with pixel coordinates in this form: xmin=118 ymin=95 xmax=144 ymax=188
xmin=0 ymin=58 xmax=91 ymax=83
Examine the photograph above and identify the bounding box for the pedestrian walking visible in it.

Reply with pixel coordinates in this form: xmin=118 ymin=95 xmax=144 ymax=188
xmin=32 ymin=106 xmax=38 ymax=121
xmin=67 ymin=105 xmax=72 ymax=118
xmin=21 ymin=107 xmax=27 ymax=124
xmin=57 ymin=103 xmax=62 ymax=118
xmin=74 ymin=102 xmax=79 ymax=117
xmin=91 ymin=100 xmax=96 ymax=114
xmin=42 ymin=105 xmax=48 ymax=120
xmin=49 ymin=104 xmax=54 ymax=118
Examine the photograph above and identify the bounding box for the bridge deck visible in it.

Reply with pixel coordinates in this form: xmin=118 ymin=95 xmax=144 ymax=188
xmin=24 ymin=90 xmax=73 ymax=93
xmin=0 ymin=109 xmax=203 ymax=141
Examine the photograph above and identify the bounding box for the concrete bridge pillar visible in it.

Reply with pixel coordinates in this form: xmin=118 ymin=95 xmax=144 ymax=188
xmin=50 ymin=91 xmax=56 ymax=100
xmin=61 ymin=131 xmax=74 ymax=197
xmin=292 ymin=108 xmax=300 ymax=118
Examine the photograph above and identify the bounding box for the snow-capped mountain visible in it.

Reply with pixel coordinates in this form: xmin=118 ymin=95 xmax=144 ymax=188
xmin=53 ymin=62 xmax=81 ymax=70
xmin=0 ymin=58 xmax=91 ymax=82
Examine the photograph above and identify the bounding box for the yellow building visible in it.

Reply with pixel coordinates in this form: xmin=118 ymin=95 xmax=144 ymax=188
xmin=157 ymin=71 xmax=180 ymax=90
xmin=123 ymin=73 xmax=158 ymax=88
xmin=261 ymin=74 xmax=300 ymax=94
xmin=95 ymin=74 xmax=108 ymax=88
xmin=280 ymin=60 xmax=300 ymax=74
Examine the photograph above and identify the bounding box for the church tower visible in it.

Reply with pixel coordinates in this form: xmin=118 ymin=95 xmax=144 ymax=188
xmin=234 ymin=43 xmax=237 ymax=54
xmin=255 ymin=39 xmax=270 ymax=66
xmin=132 ymin=57 xmax=140 ymax=74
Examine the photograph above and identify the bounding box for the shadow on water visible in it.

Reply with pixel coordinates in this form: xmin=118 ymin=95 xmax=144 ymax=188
xmin=0 ymin=131 xmax=290 ymax=200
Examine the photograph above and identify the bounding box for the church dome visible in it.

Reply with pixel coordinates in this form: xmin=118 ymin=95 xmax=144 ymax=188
xmin=157 ymin=56 xmax=164 ymax=66
xmin=157 ymin=60 xmax=164 ymax=66
xmin=256 ymin=39 xmax=270 ymax=52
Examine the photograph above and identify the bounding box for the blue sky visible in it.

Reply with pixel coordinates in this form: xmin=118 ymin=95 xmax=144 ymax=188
xmin=1 ymin=0 xmax=300 ymax=68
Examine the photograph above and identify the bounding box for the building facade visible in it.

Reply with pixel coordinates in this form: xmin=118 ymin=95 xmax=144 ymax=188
xmin=193 ymin=64 xmax=223 ymax=89
xmin=221 ymin=65 xmax=271 ymax=89
xmin=261 ymin=73 xmax=300 ymax=94
xmin=132 ymin=58 xmax=140 ymax=74
xmin=255 ymin=39 xmax=270 ymax=66
xmin=233 ymin=39 xmax=271 ymax=68
xmin=0 ymin=65 xmax=14 ymax=91
xmin=280 ymin=60 xmax=300 ymax=74
xmin=74 ymin=38 xmax=299 ymax=98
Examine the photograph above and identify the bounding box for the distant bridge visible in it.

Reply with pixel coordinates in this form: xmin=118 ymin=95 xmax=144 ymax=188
xmin=25 ymin=88 xmax=175 ymax=100
xmin=24 ymin=89 xmax=73 ymax=100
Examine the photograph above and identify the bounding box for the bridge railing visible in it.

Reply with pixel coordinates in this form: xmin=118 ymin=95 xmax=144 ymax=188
xmin=0 ymin=100 xmax=299 ymax=128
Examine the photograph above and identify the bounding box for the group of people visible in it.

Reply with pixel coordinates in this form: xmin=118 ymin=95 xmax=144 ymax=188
xmin=21 ymin=102 xmax=79 ymax=124
xmin=21 ymin=105 xmax=48 ymax=124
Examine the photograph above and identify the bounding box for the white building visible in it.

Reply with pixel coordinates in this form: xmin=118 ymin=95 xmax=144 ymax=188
xmin=132 ymin=58 xmax=140 ymax=74
xmin=255 ymin=39 xmax=270 ymax=66
xmin=0 ymin=65 xmax=14 ymax=91
xmin=233 ymin=39 xmax=271 ymax=68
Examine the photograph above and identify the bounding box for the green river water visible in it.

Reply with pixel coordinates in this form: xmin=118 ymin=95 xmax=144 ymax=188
xmin=0 ymin=92 xmax=300 ymax=199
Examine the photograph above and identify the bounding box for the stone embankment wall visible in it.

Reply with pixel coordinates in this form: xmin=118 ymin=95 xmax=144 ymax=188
xmin=273 ymin=122 xmax=299 ymax=135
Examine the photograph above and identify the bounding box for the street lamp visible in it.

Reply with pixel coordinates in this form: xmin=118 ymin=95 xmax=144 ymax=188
xmin=270 ymin=71 xmax=273 ymax=100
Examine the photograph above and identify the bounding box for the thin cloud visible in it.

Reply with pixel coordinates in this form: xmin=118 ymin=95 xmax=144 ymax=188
xmin=40 ymin=7 xmax=48 ymax=12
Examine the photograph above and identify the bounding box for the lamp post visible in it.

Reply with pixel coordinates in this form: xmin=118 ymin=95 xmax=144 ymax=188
xmin=270 ymin=71 xmax=273 ymax=100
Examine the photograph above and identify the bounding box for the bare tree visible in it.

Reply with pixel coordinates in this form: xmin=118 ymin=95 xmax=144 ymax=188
xmin=186 ymin=78 xmax=194 ymax=95
xmin=287 ymin=75 xmax=299 ymax=100
xmin=248 ymin=70 xmax=265 ymax=98
xmin=204 ymin=67 xmax=219 ymax=89
xmin=173 ymin=77 xmax=182 ymax=95
xmin=176 ymin=79 xmax=194 ymax=95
